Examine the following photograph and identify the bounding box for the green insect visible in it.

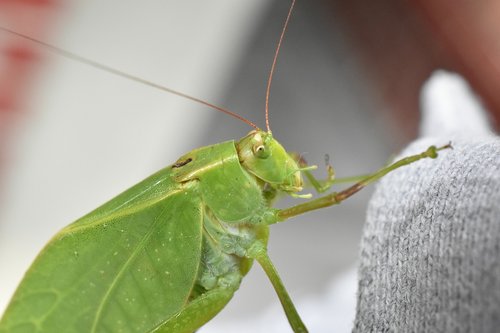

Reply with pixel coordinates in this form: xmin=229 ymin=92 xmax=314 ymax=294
xmin=0 ymin=1 xmax=450 ymax=332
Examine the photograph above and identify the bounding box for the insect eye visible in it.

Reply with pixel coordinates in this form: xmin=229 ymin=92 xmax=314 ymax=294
xmin=253 ymin=145 xmax=269 ymax=159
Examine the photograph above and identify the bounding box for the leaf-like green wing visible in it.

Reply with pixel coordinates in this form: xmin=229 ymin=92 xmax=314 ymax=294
xmin=0 ymin=169 xmax=203 ymax=333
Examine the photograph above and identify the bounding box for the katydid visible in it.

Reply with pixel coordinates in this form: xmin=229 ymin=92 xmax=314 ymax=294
xmin=0 ymin=1 xmax=451 ymax=332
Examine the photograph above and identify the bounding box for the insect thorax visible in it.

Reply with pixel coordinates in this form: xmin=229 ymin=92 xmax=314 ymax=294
xmin=170 ymin=140 xmax=273 ymax=299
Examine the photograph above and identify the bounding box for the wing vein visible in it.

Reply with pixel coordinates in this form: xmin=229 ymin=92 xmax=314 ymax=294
xmin=90 ymin=200 xmax=172 ymax=332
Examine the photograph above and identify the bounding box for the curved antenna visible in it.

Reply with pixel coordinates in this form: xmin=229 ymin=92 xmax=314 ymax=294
xmin=0 ymin=26 xmax=260 ymax=130
xmin=265 ymin=0 xmax=296 ymax=132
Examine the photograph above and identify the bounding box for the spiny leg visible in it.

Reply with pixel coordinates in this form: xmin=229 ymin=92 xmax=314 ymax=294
xmin=247 ymin=242 xmax=308 ymax=333
xmin=279 ymin=143 xmax=452 ymax=221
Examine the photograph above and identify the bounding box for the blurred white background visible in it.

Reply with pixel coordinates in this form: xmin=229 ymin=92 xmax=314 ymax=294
xmin=0 ymin=0 xmax=401 ymax=331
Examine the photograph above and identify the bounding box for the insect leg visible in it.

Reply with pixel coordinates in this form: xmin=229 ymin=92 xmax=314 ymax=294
xmin=304 ymin=168 xmax=383 ymax=192
xmin=291 ymin=152 xmax=335 ymax=193
xmin=301 ymin=166 xmax=335 ymax=193
xmin=247 ymin=242 xmax=308 ymax=333
xmin=150 ymin=286 xmax=237 ymax=333
xmin=277 ymin=143 xmax=452 ymax=221
xmin=299 ymin=154 xmax=381 ymax=192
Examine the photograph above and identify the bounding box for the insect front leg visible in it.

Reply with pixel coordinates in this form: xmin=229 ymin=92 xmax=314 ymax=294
xmin=291 ymin=152 xmax=335 ymax=193
xmin=278 ymin=143 xmax=452 ymax=221
xmin=296 ymin=152 xmax=379 ymax=193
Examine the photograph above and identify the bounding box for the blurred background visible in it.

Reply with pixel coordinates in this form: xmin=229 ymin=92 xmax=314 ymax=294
xmin=1 ymin=0 xmax=499 ymax=331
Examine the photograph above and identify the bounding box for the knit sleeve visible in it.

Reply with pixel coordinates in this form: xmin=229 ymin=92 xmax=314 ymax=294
xmin=354 ymin=71 xmax=500 ymax=333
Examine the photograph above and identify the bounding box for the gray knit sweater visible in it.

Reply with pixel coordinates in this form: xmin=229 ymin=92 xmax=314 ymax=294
xmin=354 ymin=72 xmax=500 ymax=332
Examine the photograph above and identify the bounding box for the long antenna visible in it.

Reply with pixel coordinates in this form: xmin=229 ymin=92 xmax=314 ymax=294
xmin=0 ymin=26 xmax=259 ymax=130
xmin=265 ymin=0 xmax=296 ymax=132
